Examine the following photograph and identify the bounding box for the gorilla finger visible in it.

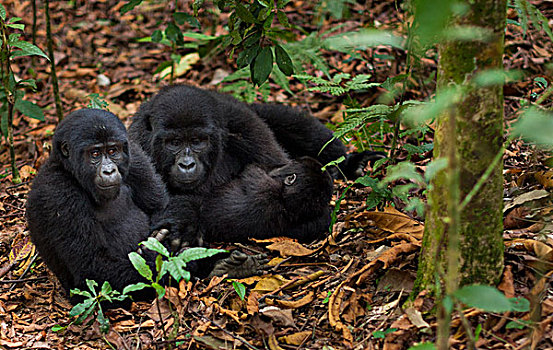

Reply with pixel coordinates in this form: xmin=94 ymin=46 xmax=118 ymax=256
xmin=152 ymin=228 xmax=170 ymax=242
xmin=170 ymin=237 xmax=182 ymax=252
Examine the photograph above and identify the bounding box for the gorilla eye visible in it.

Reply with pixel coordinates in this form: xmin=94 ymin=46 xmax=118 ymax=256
xmin=107 ymin=148 xmax=117 ymax=156
xmin=90 ymin=149 xmax=101 ymax=158
xmin=284 ymin=174 xmax=297 ymax=186
xmin=168 ymin=139 xmax=180 ymax=147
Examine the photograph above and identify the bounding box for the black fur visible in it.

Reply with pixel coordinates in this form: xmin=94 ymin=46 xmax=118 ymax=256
xmin=250 ymin=103 xmax=385 ymax=179
xmin=201 ymin=157 xmax=333 ymax=242
xmin=27 ymin=109 xmax=168 ymax=304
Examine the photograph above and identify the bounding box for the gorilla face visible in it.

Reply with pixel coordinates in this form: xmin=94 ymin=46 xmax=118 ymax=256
xmin=269 ymin=156 xmax=333 ymax=213
xmin=53 ymin=109 xmax=130 ymax=204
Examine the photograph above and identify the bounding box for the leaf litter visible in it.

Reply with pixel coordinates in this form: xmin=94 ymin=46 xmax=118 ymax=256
xmin=0 ymin=0 xmax=552 ymax=348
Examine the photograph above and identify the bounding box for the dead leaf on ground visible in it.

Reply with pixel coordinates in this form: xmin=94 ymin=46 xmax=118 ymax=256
xmin=266 ymin=241 xmax=315 ymax=257
xmin=364 ymin=207 xmax=424 ymax=238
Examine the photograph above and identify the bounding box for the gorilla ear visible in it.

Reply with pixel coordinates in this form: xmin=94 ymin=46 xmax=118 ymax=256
xmin=60 ymin=141 xmax=70 ymax=158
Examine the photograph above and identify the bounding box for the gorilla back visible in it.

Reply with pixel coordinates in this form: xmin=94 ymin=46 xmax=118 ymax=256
xmin=27 ymin=109 xmax=168 ymax=303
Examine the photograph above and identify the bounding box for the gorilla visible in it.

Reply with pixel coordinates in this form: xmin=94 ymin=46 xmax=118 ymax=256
xmin=26 ymin=109 xmax=266 ymax=306
xmin=128 ymin=84 xmax=381 ymax=245
xmin=201 ymin=157 xmax=333 ymax=243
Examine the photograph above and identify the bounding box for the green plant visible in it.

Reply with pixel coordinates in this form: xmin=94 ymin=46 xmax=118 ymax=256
xmin=0 ymin=4 xmax=47 ymax=183
xmin=232 ymin=280 xmax=246 ymax=300
xmin=53 ymin=280 xmax=127 ymax=334
xmin=87 ymin=93 xmax=109 ymax=110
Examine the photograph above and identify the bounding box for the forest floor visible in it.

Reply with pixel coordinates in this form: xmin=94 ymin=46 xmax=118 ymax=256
xmin=1 ymin=0 xmax=553 ymax=349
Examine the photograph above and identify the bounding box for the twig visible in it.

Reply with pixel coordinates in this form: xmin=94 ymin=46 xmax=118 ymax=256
xmin=0 ymin=276 xmax=47 ymax=284
xmin=10 ymin=253 xmax=38 ymax=291
xmin=44 ymin=0 xmax=64 ymax=121
xmin=191 ymin=311 xmax=259 ymax=350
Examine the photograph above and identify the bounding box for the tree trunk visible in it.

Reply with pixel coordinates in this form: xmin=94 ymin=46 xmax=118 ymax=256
xmin=415 ymin=0 xmax=506 ymax=292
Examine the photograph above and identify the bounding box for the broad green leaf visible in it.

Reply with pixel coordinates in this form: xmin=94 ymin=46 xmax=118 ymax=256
xmin=454 ymin=285 xmax=512 ymax=312
xmin=100 ymin=281 xmax=112 ymax=296
xmin=509 ymin=297 xmax=530 ymax=312
xmin=7 ymin=23 xmax=25 ymax=31
xmin=151 ymin=30 xmax=163 ymax=43
xmin=413 ymin=0 xmax=454 ymax=47
xmin=10 ymin=41 xmax=49 ymax=60
xmin=69 ymin=298 xmax=95 ymax=318
xmin=152 ymin=282 xmax=165 ymax=299
xmin=123 ymin=282 xmax=150 ymax=295
xmin=251 ymin=46 xmax=273 ymax=86
xmin=14 ymin=99 xmax=44 ymax=121
xmin=321 ymin=155 xmax=345 ymax=172
xmin=324 ymin=29 xmax=404 ymax=52
xmin=128 ymin=252 xmax=153 ymax=281
xmin=174 ymin=12 xmax=200 ymax=28
xmin=237 ymin=45 xmax=260 ymax=68
xmin=383 ymin=161 xmax=424 ymax=186
xmin=141 ymin=237 xmax=170 ymax=257
xmin=473 ymin=69 xmax=524 ymax=87
xmin=74 ymin=301 xmax=97 ymax=325
xmin=165 ymin=22 xmax=184 ymax=45
xmin=276 ymin=10 xmax=289 ymax=27
xmin=0 ymin=4 xmax=6 ymax=20
xmin=16 ymin=79 xmax=37 ymax=90
xmin=235 ymin=3 xmax=255 ymax=23
xmin=506 ymin=320 xmax=532 ymax=329
xmin=232 ymin=281 xmax=246 ymax=300
xmin=275 ymin=45 xmax=293 ymax=76
xmin=120 ymin=0 xmax=143 ymax=14
xmin=511 ymin=107 xmax=553 ymax=146
xmin=97 ymin=307 xmax=110 ymax=333
xmin=178 ymin=247 xmax=226 ymax=263
xmin=164 ymin=256 xmax=189 ymax=281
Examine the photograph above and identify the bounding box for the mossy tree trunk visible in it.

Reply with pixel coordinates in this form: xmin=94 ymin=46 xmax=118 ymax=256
xmin=415 ymin=0 xmax=507 ymax=293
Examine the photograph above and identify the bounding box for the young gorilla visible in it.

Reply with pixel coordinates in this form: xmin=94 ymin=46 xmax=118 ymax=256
xmin=201 ymin=157 xmax=333 ymax=243
xmin=27 ymin=109 xmax=265 ymax=306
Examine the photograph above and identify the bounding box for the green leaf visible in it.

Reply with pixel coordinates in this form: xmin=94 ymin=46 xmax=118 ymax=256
xmin=165 ymin=22 xmax=184 ymax=45
xmin=69 ymin=298 xmax=96 ymax=318
xmin=276 ymin=10 xmax=289 ymax=27
xmin=123 ymin=282 xmax=150 ymax=295
xmin=321 ymin=155 xmax=345 ymax=172
xmin=86 ymin=280 xmax=98 ymax=295
xmin=237 ymin=45 xmax=259 ymax=68
xmin=69 ymin=288 xmax=92 ymax=298
xmin=509 ymin=297 xmax=530 ymax=312
xmin=100 ymin=281 xmax=113 ymax=296
xmin=14 ymin=99 xmax=44 ymax=121
xmin=151 ymin=29 xmax=163 ymax=43
xmin=454 ymin=285 xmax=512 ymax=312
xmin=506 ymin=319 xmax=532 ymax=329
xmin=372 ymin=328 xmax=397 ymax=339
xmin=442 ymin=295 xmax=454 ymax=314
xmin=275 ymin=45 xmax=293 ymax=76
xmin=424 ymin=158 xmax=448 ymax=182
xmin=97 ymin=307 xmax=110 ymax=334
xmin=164 ymin=256 xmax=189 ymax=281
xmin=383 ymin=161 xmax=424 ymax=186
xmin=10 ymin=41 xmax=49 ymax=60
xmin=232 ymin=281 xmax=246 ymax=300
xmin=141 ymin=237 xmax=170 ymax=257
xmin=152 ymin=282 xmax=166 ymax=299
xmin=174 ymin=12 xmax=200 ymax=28
xmin=0 ymin=4 xmax=6 ymax=20
xmin=251 ymin=46 xmax=273 ymax=86
xmin=120 ymin=0 xmax=143 ymax=14
xmin=178 ymin=247 xmax=226 ymax=263
xmin=7 ymin=23 xmax=25 ymax=31
xmin=235 ymin=3 xmax=256 ymax=23
xmin=128 ymin=252 xmax=153 ymax=282
xmin=511 ymin=107 xmax=553 ymax=146
xmin=16 ymin=79 xmax=37 ymax=90
xmin=51 ymin=324 xmax=66 ymax=332
xmin=324 ymin=29 xmax=404 ymax=52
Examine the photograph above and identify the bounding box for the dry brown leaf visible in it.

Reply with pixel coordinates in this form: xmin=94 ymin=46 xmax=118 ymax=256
xmin=268 ymin=334 xmax=285 ymax=350
xmin=253 ymin=275 xmax=290 ymax=293
xmin=328 ymin=281 xmax=353 ymax=348
xmin=260 ymin=306 xmax=295 ymax=327
xmin=266 ymin=241 xmax=315 ymax=257
xmin=9 ymin=234 xmax=36 ymax=277
xmin=278 ymin=331 xmax=311 ymax=346
xmin=267 ymin=257 xmax=285 ymax=266
xmin=364 ymin=207 xmax=424 ymax=238
xmin=507 ymin=239 xmax=553 ymax=259
xmin=498 ymin=265 xmax=515 ymax=298
xmin=267 ymin=290 xmax=315 ymax=309
xmin=247 ymin=291 xmax=260 ymax=315
xmin=19 ymin=165 xmax=36 ymax=180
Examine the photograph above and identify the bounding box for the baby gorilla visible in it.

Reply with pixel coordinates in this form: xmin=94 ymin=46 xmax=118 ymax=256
xmin=200 ymin=157 xmax=333 ymax=243
xmin=27 ymin=109 xmax=266 ymax=306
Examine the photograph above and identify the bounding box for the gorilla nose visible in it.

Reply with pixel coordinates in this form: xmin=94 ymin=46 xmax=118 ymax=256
xmin=178 ymin=158 xmax=196 ymax=173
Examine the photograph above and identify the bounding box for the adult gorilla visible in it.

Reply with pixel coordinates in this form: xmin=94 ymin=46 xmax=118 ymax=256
xmin=27 ymin=109 xmax=265 ymax=306
xmin=128 ymin=85 xmax=378 ymax=244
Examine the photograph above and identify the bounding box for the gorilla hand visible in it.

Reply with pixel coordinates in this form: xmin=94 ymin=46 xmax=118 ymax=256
xmin=208 ymin=250 xmax=269 ymax=279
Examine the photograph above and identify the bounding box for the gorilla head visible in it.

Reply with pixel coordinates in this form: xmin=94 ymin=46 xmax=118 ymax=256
xmin=130 ymin=86 xmax=226 ymax=193
xmin=52 ymin=109 xmax=130 ymax=204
